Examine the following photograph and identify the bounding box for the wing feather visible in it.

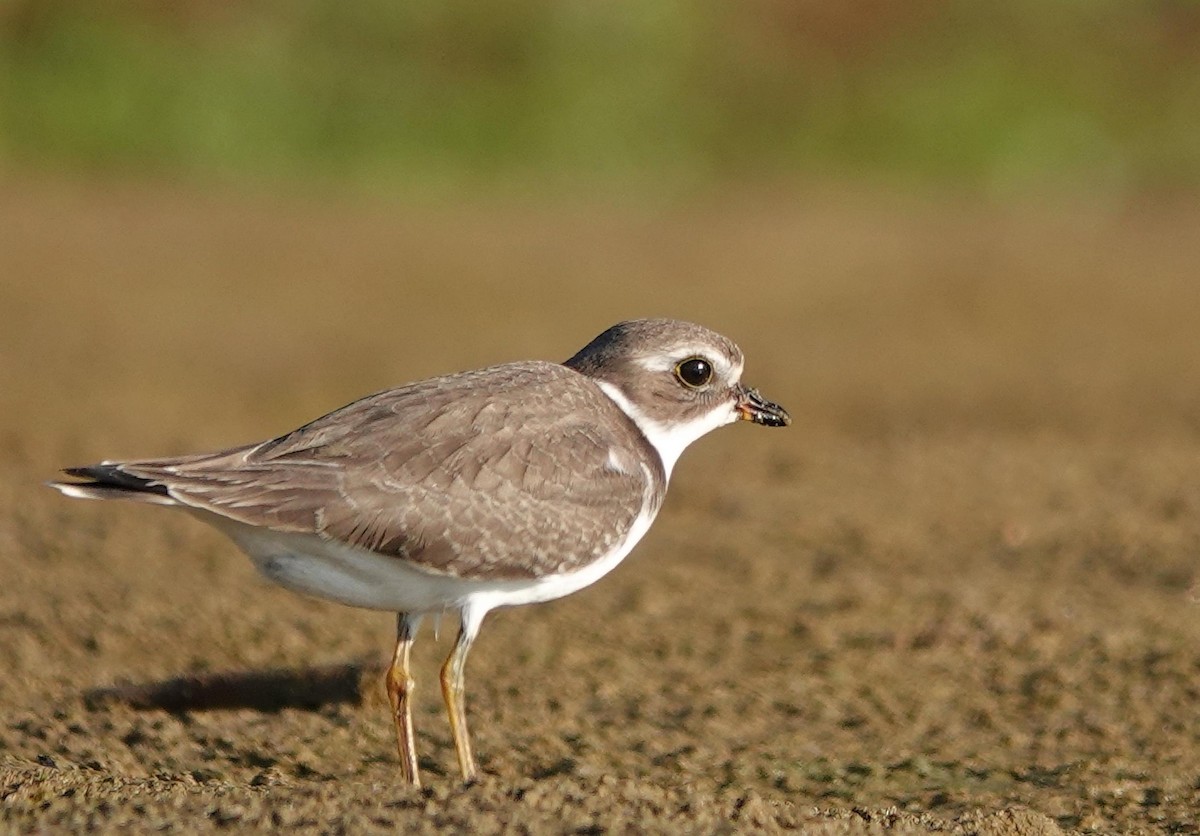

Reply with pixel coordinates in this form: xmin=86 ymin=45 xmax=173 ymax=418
xmin=89 ymin=362 xmax=658 ymax=580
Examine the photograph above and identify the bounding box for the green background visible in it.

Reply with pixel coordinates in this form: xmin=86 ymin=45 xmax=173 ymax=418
xmin=3 ymin=0 xmax=1197 ymax=196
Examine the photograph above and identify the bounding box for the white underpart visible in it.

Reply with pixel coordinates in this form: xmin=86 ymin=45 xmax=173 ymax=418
xmin=199 ymin=459 xmax=660 ymax=618
xmin=595 ymin=380 xmax=738 ymax=481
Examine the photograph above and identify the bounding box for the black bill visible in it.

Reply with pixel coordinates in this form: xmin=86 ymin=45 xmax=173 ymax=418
xmin=735 ymin=386 xmax=791 ymax=427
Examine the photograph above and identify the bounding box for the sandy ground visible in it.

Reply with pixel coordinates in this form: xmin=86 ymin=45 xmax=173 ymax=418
xmin=1 ymin=179 xmax=1198 ymax=833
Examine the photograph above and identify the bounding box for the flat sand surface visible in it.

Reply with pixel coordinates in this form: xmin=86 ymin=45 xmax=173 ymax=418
xmin=1 ymin=180 xmax=1198 ymax=833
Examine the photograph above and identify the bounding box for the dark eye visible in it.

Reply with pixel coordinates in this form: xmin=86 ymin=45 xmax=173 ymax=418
xmin=674 ymin=357 xmax=713 ymax=388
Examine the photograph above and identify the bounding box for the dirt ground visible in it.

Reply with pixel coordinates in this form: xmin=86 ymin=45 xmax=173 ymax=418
xmin=1 ymin=179 xmax=1198 ymax=833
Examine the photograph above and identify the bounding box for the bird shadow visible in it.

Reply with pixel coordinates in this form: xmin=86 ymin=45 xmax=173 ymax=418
xmin=83 ymin=659 xmax=387 ymax=714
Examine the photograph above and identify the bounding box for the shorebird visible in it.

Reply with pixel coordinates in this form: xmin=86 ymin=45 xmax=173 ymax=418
xmin=51 ymin=318 xmax=790 ymax=785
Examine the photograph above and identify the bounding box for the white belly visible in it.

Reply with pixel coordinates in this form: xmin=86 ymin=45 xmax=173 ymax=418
xmin=201 ymin=504 xmax=657 ymax=616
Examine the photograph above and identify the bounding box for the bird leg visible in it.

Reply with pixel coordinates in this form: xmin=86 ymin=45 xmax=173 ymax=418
xmin=386 ymin=613 xmax=422 ymax=786
xmin=440 ymin=608 xmax=485 ymax=783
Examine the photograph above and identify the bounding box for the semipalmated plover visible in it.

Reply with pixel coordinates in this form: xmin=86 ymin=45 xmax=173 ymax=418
xmin=52 ymin=318 xmax=790 ymax=785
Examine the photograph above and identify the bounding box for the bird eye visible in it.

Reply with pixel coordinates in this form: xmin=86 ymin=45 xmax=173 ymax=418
xmin=674 ymin=357 xmax=713 ymax=389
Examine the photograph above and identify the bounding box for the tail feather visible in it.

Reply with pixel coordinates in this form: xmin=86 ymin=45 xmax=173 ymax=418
xmin=49 ymin=462 xmax=177 ymax=506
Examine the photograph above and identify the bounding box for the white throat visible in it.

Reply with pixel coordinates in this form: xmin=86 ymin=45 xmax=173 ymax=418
xmin=595 ymin=381 xmax=737 ymax=480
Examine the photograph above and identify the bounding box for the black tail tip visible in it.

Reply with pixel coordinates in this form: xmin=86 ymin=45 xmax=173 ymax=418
xmin=58 ymin=463 xmax=169 ymax=496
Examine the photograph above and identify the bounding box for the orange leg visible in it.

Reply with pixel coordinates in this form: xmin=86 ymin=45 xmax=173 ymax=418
xmin=440 ymin=608 xmax=485 ymax=783
xmin=385 ymin=613 xmax=422 ymax=786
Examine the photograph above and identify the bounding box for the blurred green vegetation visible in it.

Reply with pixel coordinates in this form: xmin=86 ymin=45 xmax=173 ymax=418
xmin=1 ymin=0 xmax=1198 ymax=195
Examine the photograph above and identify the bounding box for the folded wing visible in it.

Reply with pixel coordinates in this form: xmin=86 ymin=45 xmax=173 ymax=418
xmin=53 ymin=362 xmax=655 ymax=581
